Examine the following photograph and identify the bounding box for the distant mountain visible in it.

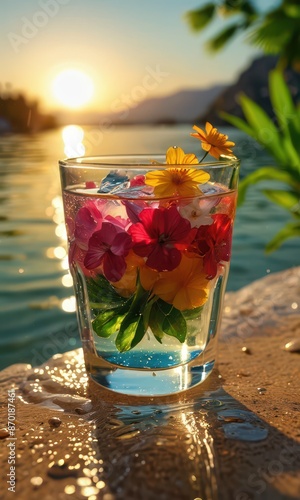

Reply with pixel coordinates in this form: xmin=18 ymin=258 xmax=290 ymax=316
xmin=56 ymin=85 xmax=226 ymax=126
xmin=197 ymin=56 xmax=300 ymax=125
xmin=118 ymin=86 xmax=226 ymax=124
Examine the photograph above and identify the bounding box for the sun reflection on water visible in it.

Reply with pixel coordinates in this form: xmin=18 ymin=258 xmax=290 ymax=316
xmin=45 ymin=185 xmax=75 ymax=311
xmin=62 ymin=125 xmax=85 ymax=157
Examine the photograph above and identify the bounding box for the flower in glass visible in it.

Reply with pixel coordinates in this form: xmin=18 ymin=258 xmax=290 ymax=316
xmin=130 ymin=205 xmax=195 ymax=272
xmin=178 ymin=196 xmax=218 ymax=227
xmin=192 ymin=214 xmax=233 ymax=279
xmin=152 ymin=254 xmax=209 ymax=311
xmin=84 ymin=220 xmax=132 ymax=282
xmin=144 ymin=146 xmax=210 ymax=197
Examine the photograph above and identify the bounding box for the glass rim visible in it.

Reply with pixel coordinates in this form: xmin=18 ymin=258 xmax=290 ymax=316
xmin=59 ymin=154 xmax=240 ymax=170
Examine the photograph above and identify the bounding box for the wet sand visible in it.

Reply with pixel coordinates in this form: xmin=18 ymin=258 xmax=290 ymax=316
xmin=0 ymin=267 xmax=299 ymax=499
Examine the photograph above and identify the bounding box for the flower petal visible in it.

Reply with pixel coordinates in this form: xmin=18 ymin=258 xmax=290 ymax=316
xmin=110 ymin=231 xmax=132 ymax=256
xmin=103 ymin=252 xmax=126 ymax=282
xmin=166 ymin=146 xmax=185 ymax=164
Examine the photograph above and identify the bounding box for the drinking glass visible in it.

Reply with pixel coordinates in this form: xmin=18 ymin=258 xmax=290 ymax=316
xmin=59 ymin=155 xmax=239 ymax=396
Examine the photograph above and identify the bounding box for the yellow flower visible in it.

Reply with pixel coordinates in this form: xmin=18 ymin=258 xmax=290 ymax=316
xmin=191 ymin=122 xmax=235 ymax=159
xmin=152 ymin=254 xmax=209 ymax=311
xmin=145 ymin=146 xmax=210 ymax=197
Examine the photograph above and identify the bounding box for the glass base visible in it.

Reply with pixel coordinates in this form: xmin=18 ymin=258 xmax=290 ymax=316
xmin=88 ymin=359 xmax=215 ymax=397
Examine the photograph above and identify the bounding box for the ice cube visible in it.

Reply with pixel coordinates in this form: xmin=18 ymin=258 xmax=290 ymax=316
xmin=98 ymin=170 xmax=129 ymax=193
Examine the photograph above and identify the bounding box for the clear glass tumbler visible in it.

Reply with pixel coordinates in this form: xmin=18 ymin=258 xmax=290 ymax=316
xmin=59 ymin=155 xmax=239 ymax=396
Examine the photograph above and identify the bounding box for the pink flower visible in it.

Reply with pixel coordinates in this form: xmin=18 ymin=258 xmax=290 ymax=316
xmin=192 ymin=214 xmax=233 ymax=279
xmin=129 ymin=205 xmax=195 ymax=272
xmin=84 ymin=221 xmax=132 ymax=282
xmin=74 ymin=200 xmax=103 ymax=250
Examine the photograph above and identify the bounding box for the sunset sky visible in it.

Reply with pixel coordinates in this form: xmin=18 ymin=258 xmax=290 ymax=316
xmin=1 ymin=0 xmax=271 ymax=114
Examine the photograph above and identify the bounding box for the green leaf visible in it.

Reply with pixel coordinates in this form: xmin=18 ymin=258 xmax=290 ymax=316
xmin=269 ymin=69 xmax=300 ymax=133
xmin=87 ymin=275 xmax=127 ymax=309
xmin=281 ymin=135 xmax=300 ymax=170
xmin=238 ymin=93 xmax=286 ymax=164
xmin=182 ymin=305 xmax=204 ymax=320
xmin=92 ymin=298 xmax=133 ymax=337
xmin=93 ymin=309 xmax=126 ymax=338
xmin=220 ymin=111 xmax=257 ymax=139
xmin=269 ymin=69 xmax=300 ymax=155
xmin=115 ymin=280 xmax=151 ymax=352
xmin=116 ymin=313 xmax=146 ymax=352
xmin=207 ymin=24 xmax=240 ymax=52
xmin=185 ymin=4 xmax=215 ymax=32
xmin=149 ymin=301 xmax=165 ymax=344
xmin=262 ymin=189 xmax=300 ymax=213
xmin=156 ymin=301 xmax=187 ymax=343
xmin=266 ymin=221 xmax=300 ymax=252
xmin=248 ymin=15 xmax=291 ymax=54
xmin=237 ymin=167 xmax=299 ymax=205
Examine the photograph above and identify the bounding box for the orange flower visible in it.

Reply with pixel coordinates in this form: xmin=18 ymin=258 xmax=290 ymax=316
xmin=191 ymin=122 xmax=235 ymax=159
xmin=113 ymin=251 xmax=144 ymax=297
xmin=139 ymin=265 xmax=160 ymax=291
xmin=145 ymin=146 xmax=210 ymax=198
xmin=152 ymin=254 xmax=209 ymax=311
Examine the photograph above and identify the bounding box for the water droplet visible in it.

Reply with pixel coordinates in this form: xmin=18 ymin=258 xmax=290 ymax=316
xmin=284 ymin=339 xmax=300 ymax=352
xmin=64 ymin=485 xmax=76 ymax=495
xmin=96 ymin=480 xmax=106 ymax=489
xmin=48 ymin=463 xmax=78 ymax=479
xmin=75 ymin=407 xmax=86 ymax=415
xmin=115 ymin=429 xmax=140 ymax=440
xmin=219 ymin=410 xmax=268 ymax=442
xmin=241 ymin=346 xmax=252 ymax=355
xmin=219 ymin=416 xmax=245 ymax=423
xmin=257 ymin=387 xmax=267 ymax=394
xmin=0 ymin=429 xmax=10 ymax=439
xmin=48 ymin=417 xmax=62 ymax=427
xmin=77 ymin=477 xmax=92 ymax=486
xmin=222 ymin=421 xmax=268 ymax=441
xmin=30 ymin=477 xmax=43 ymax=487
xmin=81 ymin=486 xmax=99 ymax=497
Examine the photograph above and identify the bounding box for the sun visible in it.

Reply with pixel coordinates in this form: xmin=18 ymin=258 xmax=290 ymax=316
xmin=52 ymin=69 xmax=94 ymax=109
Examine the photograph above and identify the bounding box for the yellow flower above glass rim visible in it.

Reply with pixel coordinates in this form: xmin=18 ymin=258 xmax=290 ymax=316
xmin=191 ymin=122 xmax=235 ymax=159
xmin=145 ymin=146 xmax=210 ymax=198
xmin=151 ymin=254 xmax=209 ymax=311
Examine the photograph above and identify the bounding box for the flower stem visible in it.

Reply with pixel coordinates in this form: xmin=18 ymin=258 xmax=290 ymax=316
xmin=199 ymin=151 xmax=209 ymax=163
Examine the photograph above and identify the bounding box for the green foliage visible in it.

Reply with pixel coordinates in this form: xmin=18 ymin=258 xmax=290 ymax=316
xmin=185 ymin=1 xmax=300 ymax=69
xmin=266 ymin=221 xmax=300 ymax=252
xmin=207 ymin=24 xmax=240 ymax=52
xmin=223 ymin=69 xmax=300 ymax=250
xmin=91 ymin=278 xmax=190 ymax=352
xmin=87 ymin=274 xmax=127 ymax=310
xmin=185 ymin=4 xmax=215 ymax=32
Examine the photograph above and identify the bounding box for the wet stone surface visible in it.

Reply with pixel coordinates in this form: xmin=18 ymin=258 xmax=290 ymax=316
xmin=0 ymin=267 xmax=300 ymax=499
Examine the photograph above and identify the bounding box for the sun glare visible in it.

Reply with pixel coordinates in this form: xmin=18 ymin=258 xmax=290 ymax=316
xmin=52 ymin=69 xmax=94 ymax=109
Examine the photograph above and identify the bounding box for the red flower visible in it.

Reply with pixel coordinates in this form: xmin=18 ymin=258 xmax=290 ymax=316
xmin=193 ymin=214 xmax=232 ymax=279
xmin=84 ymin=221 xmax=132 ymax=282
xmin=129 ymin=205 xmax=194 ymax=272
